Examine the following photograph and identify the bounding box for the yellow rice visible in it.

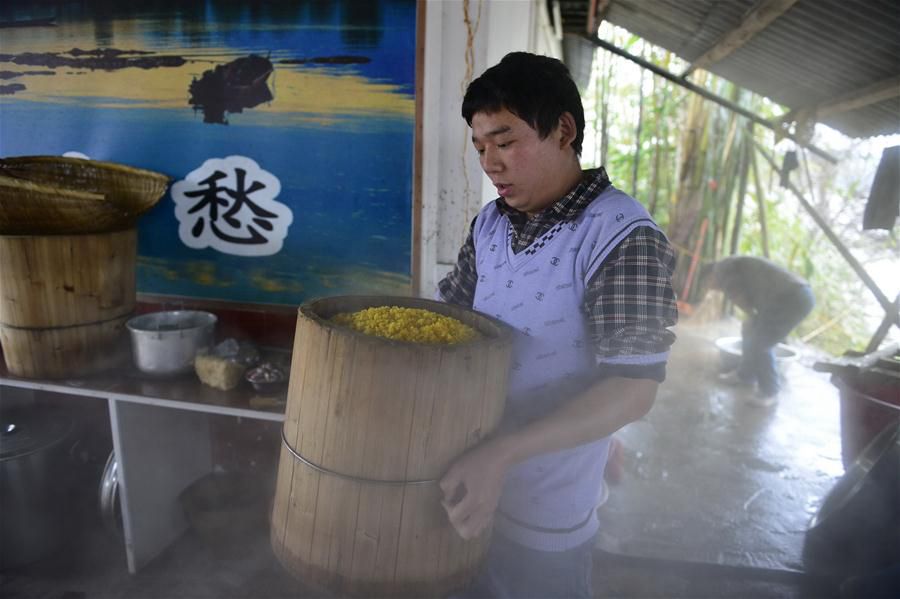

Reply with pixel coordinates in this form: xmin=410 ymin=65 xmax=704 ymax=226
xmin=330 ymin=306 xmax=478 ymax=344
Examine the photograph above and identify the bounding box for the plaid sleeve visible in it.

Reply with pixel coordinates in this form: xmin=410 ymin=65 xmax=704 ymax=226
xmin=585 ymin=226 xmax=678 ymax=381
xmin=437 ymin=216 xmax=478 ymax=308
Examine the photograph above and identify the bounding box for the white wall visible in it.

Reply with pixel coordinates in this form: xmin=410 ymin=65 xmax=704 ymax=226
xmin=417 ymin=0 xmax=561 ymax=297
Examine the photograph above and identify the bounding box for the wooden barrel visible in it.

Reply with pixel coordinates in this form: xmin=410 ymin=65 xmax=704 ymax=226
xmin=271 ymin=295 xmax=513 ymax=597
xmin=0 ymin=229 xmax=136 ymax=378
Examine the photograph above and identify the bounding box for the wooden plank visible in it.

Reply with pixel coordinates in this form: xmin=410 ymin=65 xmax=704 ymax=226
xmin=317 ymin=334 xmax=366 ymax=586
xmin=278 ymin=319 xmax=333 ymax=567
xmin=411 ymin=0 xmax=426 ymax=295
xmin=681 ymin=0 xmax=800 ymax=77
xmin=345 ymin=342 xmax=418 ymax=587
xmin=814 ymin=75 xmax=900 ymax=120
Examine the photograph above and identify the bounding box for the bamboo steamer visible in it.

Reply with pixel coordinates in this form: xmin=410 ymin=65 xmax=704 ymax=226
xmin=271 ymin=296 xmax=513 ymax=598
xmin=0 ymin=229 xmax=136 ymax=378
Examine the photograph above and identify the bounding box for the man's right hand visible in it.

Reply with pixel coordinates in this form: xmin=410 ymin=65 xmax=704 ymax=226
xmin=439 ymin=438 xmax=514 ymax=540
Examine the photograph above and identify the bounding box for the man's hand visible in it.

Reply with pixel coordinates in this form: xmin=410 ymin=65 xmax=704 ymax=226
xmin=439 ymin=438 xmax=513 ymax=540
xmin=439 ymin=376 xmax=658 ymax=540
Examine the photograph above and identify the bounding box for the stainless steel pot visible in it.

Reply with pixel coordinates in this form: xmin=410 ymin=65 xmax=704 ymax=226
xmin=98 ymin=450 xmax=122 ymax=538
xmin=126 ymin=310 xmax=217 ymax=375
xmin=0 ymin=408 xmax=73 ymax=569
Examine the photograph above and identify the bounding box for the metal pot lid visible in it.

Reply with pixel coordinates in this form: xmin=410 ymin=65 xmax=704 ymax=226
xmin=0 ymin=408 xmax=73 ymax=461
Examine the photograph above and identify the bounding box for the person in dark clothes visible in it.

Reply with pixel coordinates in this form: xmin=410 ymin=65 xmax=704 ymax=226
xmin=709 ymin=255 xmax=814 ymax=404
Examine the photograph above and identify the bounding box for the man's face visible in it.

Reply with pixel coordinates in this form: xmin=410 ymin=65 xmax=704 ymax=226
xmin=470 ymin=108 xmax=572 ymax=217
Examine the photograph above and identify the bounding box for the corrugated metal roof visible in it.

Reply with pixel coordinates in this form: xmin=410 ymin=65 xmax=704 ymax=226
xmin=558 ymin=0 xmax=900 ymax=138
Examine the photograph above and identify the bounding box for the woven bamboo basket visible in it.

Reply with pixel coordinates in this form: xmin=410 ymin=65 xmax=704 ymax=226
xmin=271 ymin=296 xmax=513 ymax=598
xmin=0 ymin=175 xmax=129 ymax=235
xmin=0 ymin=155 xmax=169 ymax=223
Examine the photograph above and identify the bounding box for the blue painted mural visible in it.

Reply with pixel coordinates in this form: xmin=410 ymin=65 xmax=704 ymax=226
xmin=0 ymin=0 xmax=416 ymax=305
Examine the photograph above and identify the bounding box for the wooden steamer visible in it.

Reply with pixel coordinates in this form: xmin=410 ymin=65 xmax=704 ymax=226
xmin=0 ymin=229 xmax=136 ymax=378
xmin=271 ymin=296 xmax=513 ymax=597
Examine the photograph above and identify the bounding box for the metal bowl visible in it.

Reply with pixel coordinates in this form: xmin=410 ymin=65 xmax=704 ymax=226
xmin=714 ymin=336 xmax=798 ymax=371
xmin=245 ymin=363 xmax=288 ymax=395
xmin=126 ymin=310 xmax=217 ymax=375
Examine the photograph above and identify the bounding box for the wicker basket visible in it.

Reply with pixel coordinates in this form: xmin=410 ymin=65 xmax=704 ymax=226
xmin=0 ymin=175 xmax=130 ymax=235
xmin=0 ymin=155 xmax=169 ymax=221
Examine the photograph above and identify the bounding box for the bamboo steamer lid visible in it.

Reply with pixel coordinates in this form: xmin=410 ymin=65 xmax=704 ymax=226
xmin=0 ymin=155 xmax=169 ymax=222
xmin=0 ymin=175 xmax=128 ymax=235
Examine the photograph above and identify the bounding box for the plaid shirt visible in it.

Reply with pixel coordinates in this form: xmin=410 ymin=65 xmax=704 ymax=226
xmin=438 ymin=168 xmax=678 ymax=381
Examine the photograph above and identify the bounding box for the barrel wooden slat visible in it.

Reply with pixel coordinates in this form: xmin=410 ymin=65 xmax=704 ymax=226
xmin=0 ymin=229 xmax=135 ymax=378
xmin=349 ymin=485 xmax=404 ymax=584
xmin=271 ymin=296 xmax=513 ymax=597
xmin=0 ymin=229 xmax=135 ymax=328
xmin=310 ymin=332 xmax=366 ymax=582
xmin=276 ymin=321 xmax=333 ymax=565
xmin=0 ymin=314 xmax=130 ymax=378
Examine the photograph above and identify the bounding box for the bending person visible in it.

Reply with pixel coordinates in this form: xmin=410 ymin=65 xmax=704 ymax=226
xmin=710 ymin=255 xmax=814 ymax=404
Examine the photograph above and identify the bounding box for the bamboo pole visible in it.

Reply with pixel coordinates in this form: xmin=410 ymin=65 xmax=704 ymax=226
xmin=866 ymin=293 xmax=900 ymax=353
xmin=600 ymin=49 xmax=611 ymax=166
xmin=682 ymin=217 xmax=709 ymax=302
xmin=749 ymin=139 xmax=770 ymax=258
xmin=801 ymin=307 xmax=856 ymax=344
xmin=755 ymin=142 xmax=898 ymax=327
xmin=591 ymin=48 xmax=602 ymax=167
xmin=632 ymin=42 xmax=646 ymax=197
xmin=729 ymin=137 xmax=752 ymax=255
xmin=648 ymin=68 xmax=663 ymax=216
xmin=715 ymin=112 xmax=741 ymax=259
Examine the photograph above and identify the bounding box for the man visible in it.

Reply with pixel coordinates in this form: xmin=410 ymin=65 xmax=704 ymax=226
xmin=710 ymin=255 xmax=814 ymax=405
xmin=436 ymin=52 xmax=678 ymax=598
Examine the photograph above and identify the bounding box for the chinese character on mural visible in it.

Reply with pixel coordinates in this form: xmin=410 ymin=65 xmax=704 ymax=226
xmin=171 ymin=155 xmax=293 ymax=256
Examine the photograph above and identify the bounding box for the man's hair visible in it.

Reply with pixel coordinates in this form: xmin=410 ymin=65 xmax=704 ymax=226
xmin=461 ymin=52 xmax=585 ymax=156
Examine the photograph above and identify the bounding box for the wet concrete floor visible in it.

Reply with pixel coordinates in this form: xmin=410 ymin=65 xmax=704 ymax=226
xmin=591 ymin=318 xmax=848 ymax=597
xmin=600 ymin=319 xmax=843 ymax=571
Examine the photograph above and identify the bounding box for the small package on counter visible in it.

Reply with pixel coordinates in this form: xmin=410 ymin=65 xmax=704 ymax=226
xmin=194 ymin=339 xmax=259 ymax=391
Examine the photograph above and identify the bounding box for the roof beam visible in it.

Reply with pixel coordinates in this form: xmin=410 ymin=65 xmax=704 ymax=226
xmin=812 ymin=74 xmax=900 ymax=119
xmin=778 ymin=75 xmax=900 ymax=136
xmin=588 ymin=0 xmax=611 ymax=35
xmin=680 ymin=0 xmax=799 ymax=78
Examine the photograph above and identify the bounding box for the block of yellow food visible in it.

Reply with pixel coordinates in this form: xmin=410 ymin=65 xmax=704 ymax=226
xmin=194 ymin=353 xmax=246 ymax=391
xmin=331 ymin=306 xmax=478 ymax=344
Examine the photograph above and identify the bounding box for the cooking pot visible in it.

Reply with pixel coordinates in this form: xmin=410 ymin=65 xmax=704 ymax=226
xmin=126 ymin=310 xmax=216 ymax=375
xmin=98 ymin=450 xmax=123 ymax=539
xmin=803 ymin=422 xmax=900 ymax=580
xmin=0 ymin=407 xmax=73 ymax=569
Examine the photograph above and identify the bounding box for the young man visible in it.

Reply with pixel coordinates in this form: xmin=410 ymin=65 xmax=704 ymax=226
xmin=710 ymin=255 xmax=814 ymax=406
xmin=436 ymin=52 xmax=678 ymax=598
